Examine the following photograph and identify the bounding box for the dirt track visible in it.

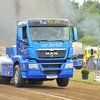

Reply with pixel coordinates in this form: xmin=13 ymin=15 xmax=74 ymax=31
xmin=0 ymin=79 xmax=100 ymax=100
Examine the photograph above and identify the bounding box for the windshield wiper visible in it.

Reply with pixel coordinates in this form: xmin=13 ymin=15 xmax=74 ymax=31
xmin=32 ymin=40 xmax=66 ymax=43
xmin=48 ymin=40 xmax=65 ymax=43
xmin=32 ymin=40 xmax=49 ymax=43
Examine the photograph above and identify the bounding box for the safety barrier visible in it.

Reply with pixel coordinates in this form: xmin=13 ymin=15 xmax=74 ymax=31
xmin=86 ymin=58 xmax=100 ymax=71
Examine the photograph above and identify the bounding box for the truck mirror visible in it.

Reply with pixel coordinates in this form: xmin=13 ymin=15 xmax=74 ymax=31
xmin=25 ymin=42 xmax=29 ymax=45
xmin=73 ymin=27 xmax=78 ymax=41
xmin=91 ymin=49 xmax=93 ymax=55
xmin=18 ymin=27 xmax=23 ymax=41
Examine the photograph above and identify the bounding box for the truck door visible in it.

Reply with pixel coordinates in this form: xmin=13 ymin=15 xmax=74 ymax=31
xmin=17 ymin=26 xmax=29 ymax=58
xmin=20 ymin=26 xmax=28 ymax=57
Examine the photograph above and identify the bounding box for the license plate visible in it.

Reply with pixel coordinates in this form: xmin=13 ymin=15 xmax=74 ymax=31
xmin=47 ymin=75 xmax=57 ymax=79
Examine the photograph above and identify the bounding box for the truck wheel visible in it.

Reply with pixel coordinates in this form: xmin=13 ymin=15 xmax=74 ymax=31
xmin=0 ymin=76 xmax=11 ymax=84
xmin=14 ymin=64 xmax=26 ymax=87
xmin=0 ymin=72 xmax=11 ymax=84
xmin=3 ymin=77 xmax=11 ymax=84
xmin=0 ymin=74 xmax=4 ymax=84
xmin=28 ymin=79 xmax=43 ymax=85
xmin=56 ymin=78 xmax=69 ymax=87
xmin=74 ymin=66 xmax=83 ymax=70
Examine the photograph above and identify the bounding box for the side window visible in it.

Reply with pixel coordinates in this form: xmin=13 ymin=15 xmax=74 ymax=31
xmin=23 ymin=26 xmax=27 ymax=41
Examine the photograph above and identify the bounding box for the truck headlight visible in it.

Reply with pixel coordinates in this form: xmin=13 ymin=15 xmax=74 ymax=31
xmin=65 ymin=63 xmax=73 ymax=68
xmin=29 ymin=64 xmax=39 ymax=69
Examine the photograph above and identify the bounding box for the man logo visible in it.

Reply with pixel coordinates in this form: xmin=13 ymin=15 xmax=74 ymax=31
xmin=45 ymin=52 xmax=58 ymax=57
xmin=50 ymin=52 xmax=53 ymax=57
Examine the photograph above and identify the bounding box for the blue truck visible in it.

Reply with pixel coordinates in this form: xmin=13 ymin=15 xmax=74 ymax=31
xmin=0 ymin=18 xmax=78 ymax=87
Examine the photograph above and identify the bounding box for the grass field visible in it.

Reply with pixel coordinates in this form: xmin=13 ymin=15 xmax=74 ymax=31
xmin=70 ymin=68 xmax=100 ymax=85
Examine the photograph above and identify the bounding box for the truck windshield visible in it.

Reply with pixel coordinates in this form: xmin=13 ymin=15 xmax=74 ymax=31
xmin=29 ymin=27 xmax=69 ymax=42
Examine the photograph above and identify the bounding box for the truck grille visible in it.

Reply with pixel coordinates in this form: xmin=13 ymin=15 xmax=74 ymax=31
xmin=43 ymin=70 xmax=61 ymax=75
xmin=37 ymin=49 xmax=66 ymax=58
xmin=38 ymin=60 xmax=66 ymax=63
xmin=42 ymin=64 xmax=61 ymax=68
xmin=42 ymin=65 xmax=61 ymax=75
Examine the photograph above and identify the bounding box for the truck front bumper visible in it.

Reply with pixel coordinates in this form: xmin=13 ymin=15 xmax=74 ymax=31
xmin=21 ymin=68 xmax=73 ymax=79
xmin=21 ymin=59 xmax=73 ymax=79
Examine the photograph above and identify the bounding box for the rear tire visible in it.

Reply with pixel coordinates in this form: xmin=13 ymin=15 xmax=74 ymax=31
xmin=0 ymin=73 xmax=11 ymax=84
xmin=3 ymin=77 xmax=11 ymax=84
xmin=0 ymin=76 xmax=4 ymax=84
xmin=0 ymin=73 xmax=4 ymax=84
xmin=14 ymin=64 xmax=26 ymax=87
xmin=56 ymin=78 xmax=69 ymax=87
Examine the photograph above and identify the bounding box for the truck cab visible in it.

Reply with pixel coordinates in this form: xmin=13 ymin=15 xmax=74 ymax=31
xmin=0 ymin=18 xmax=78 ymax=87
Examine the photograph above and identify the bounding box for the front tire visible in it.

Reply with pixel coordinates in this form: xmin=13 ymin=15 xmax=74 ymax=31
xmin=56 ymin=78 xmax=69 ymax=87
xmin=14 ymin=64 xmax=26 ymax=87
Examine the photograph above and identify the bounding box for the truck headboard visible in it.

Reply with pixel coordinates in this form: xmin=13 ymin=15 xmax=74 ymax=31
xmin=6 ymin=46 xmax=16 ymax=58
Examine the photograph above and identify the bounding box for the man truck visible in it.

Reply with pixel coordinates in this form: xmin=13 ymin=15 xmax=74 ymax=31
xmin=0 ymin=18 xmax=78 ymax=87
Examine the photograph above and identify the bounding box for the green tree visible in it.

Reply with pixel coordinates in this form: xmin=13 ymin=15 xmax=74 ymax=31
xmin=77 ymin=36 xmax=100 ymax=46
xmin=73 ymin=0 xmax=100 ymax=42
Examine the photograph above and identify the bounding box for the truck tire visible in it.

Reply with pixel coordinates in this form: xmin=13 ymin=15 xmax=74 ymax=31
xmin=0 ymin=74 xmax=4 ymax=84
xmin=74 ymin=66 xmax=83 ymax=70
xmin=28 ymin=79 xmax=43 ymax=85
xmin=14 ymin=64 xmax=26 ymax=87
xmin=3 ymin=77 xmax=11 ymax=84
xmin=56 ymin=78 xmax=69 ymax=87
xmin=0 ymin=73 xmax=11 ymax=84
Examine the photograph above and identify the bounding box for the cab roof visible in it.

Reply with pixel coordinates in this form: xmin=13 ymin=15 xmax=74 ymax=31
xmin=18 ymin=18 xmax=70 ymax=27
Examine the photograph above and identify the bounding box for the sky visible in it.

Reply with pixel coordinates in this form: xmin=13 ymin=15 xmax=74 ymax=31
xmin=75 ymin=0 xmax=100 ymax=5
xmin=75 ymin=0 xmax=84 ymax=5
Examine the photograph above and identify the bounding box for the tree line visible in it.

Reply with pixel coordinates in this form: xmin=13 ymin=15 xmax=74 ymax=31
xmin=70 ymin=0 xmax=100 ymax=46
xmin=71 ymin=0 xmax=100 ymax=46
